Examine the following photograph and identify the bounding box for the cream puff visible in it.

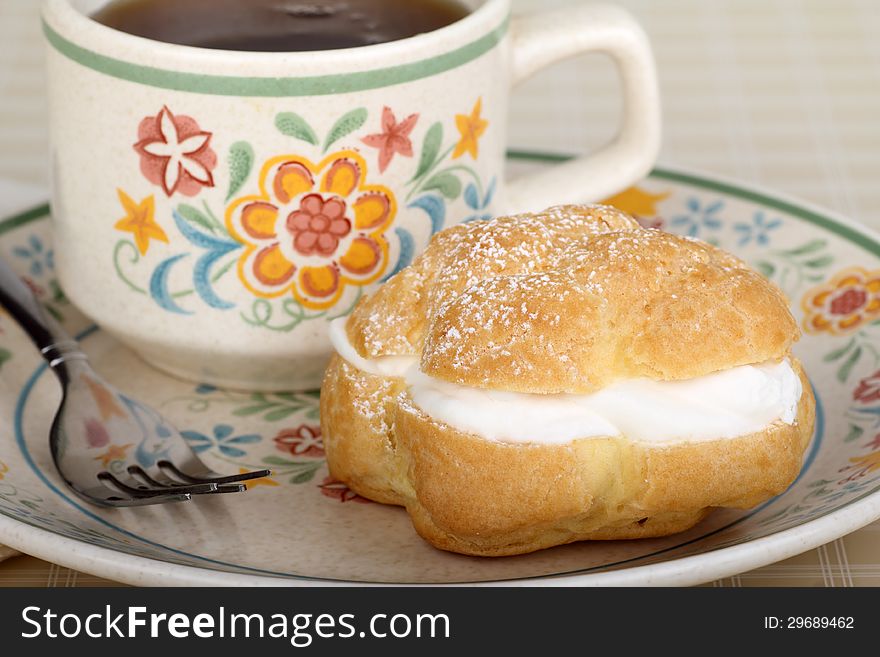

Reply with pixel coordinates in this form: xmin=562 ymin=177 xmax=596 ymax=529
xmin=320 ymin=204 xmax=815 ymax=557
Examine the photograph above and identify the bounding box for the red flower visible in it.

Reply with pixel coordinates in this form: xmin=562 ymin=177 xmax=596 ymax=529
xmin=802 ymin=268 xmax=880 ymax=335
xmin=865 ymin=434 xmax=880 ymax=451
xmin=318 ymin=476 xmax=370 ymax=503
xmin=274 ymin=425 xmax=324 ymax=458
xmin=134 ymin=106 xmax=217 ymax=197
xmin=831 ymin=288 xmax=868 ymax=316
xmin=287 ymin=194 xmax=351 ymax=256
xmin=853 ymin=370 xmax=880 ymax=403
xmin=227 ymin=151 xmax=394 ymax=310
xmin=361 ymin=106 xmax=418 ymax=173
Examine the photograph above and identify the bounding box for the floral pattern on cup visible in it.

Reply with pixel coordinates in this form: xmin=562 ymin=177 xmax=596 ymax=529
xmin=134 ymin=106 xmax=217 ymax=198
xmin=114 ymin=190 xmax=167 ymax=256
xmin=801 ymin=267 xmax=880 ymax=335
xmin=226 ymin=150 xmax=395 ymax=310
xmin=110 ymin=103 xmax=493 ymax=334
xmin=361 ymin=107 xmax=419 ymax=173
xmin=452 ymin=98 xmax=488 ymax=160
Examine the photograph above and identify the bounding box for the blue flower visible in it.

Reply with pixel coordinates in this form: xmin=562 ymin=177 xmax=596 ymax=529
xmin=463 ymin=176 xmax=497 ymax=223
xmin=12 ymin=235 xmax=54 ymax=278
xmin=670 ymin=197 xmax=723 ymax=238
xmin=181 ymin=424 xmax=261 ymax=458
xmin=732 ymin=211 xmax=782 ymax=247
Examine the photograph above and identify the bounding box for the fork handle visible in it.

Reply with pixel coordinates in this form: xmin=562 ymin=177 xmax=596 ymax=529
xmin=0 ymin=255 xmax=83 ymax=374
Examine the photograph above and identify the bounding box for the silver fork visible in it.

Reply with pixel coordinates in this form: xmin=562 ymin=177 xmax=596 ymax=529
xmin=0 ymin=256 xmax=270 ymax=506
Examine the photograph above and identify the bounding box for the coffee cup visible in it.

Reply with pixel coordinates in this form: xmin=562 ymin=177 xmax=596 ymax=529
xmin=43 ymin=0 xmax=660 ymax=390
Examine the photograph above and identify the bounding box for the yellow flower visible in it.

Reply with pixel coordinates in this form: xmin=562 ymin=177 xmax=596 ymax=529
xmin=0 ymin=459 xmax=7 ymax=481
xmin=846 ymin=451 xmax=880 ymax=478
xmin=452 ymin=97 xmax=489 ymax=160
xmin=94 ymin=443 xmax=132 ymax=467
xmin=241 ymin=468 xmax=280 ymax=489
xmin=114 ymin=189 xmax=168 ymax=255
xmin=226 ymin=150 xmax=395 ymax=311
xmin=603 ymin=187 xmax=671 ymax=217
xmin=854 ymin=451 xmax=880 ymax=473
xmin=801 ymin=267 xmax=880 ymax=335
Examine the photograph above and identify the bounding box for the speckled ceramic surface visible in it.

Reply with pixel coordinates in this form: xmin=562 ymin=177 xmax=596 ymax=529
xmin=2 ymin=155 xmax=880 ymax=586
xmin=42 ymin=0 xmax=659 ymax=391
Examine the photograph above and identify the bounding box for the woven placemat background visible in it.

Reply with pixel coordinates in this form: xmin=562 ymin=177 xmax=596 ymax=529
xmin=0 ymin=0 xmax=878 ymax=586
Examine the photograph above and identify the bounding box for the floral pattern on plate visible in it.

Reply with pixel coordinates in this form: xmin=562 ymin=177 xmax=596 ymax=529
xmin=1 ymin=157 xmax=880 ymax=585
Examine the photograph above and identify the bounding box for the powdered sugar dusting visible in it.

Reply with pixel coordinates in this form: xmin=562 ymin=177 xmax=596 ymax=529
xmin=342 ymin=203 xmax=791 ymax=392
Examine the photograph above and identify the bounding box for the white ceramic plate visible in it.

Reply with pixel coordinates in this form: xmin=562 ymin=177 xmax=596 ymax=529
xmin=2 ymin=153 xmax=880 ymax=586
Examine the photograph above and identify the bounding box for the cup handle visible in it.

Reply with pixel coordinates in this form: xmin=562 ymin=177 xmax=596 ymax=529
xmin=504 ymin=3 xmax=661 ymax=212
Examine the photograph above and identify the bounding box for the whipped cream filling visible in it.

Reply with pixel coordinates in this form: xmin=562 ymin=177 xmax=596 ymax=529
xmin=329 ymin=318 xmax=802 ymax=445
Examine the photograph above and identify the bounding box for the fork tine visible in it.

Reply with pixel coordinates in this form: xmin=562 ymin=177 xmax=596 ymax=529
xmin=127 ymin=467 xmax=247 ymax=495
xmin=98 ymin=471 xmax=220 ymax=496
xmin=207 ymin=483 xmax=249 ymax=494
xmin=5 ymin=250 xmax=265 ymax=507
xmin=96 ymin=472 xmax=170 ymax=499
xmin=78 ymin=484 xmax=192 ymax=507
xmin=158 ymin=460 xmax=271 ymax=485
xmin=127 ymin=465 xmax=187 ymax=489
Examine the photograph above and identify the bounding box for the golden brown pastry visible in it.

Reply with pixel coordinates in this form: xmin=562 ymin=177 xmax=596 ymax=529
xmin=320 ymin=204 xmax=815 ymax=557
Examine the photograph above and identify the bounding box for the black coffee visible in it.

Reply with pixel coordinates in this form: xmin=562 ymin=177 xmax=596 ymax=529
xmin=91 ymin=0 xmax=471 ymax=52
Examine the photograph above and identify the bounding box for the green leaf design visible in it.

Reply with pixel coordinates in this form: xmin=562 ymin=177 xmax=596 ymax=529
xmin=275 ymin=112 xmax=319 ymax=145
xmin=177 ymin=204 xmax=217 ymax=235
xmin=275 ymin=391 xmax=318 ymax=403
xmin=323 ymin=108 xmax=368 ymax=152
xmin=823 ymin=338 xmax=855 ymax=362
xmin=46 ymin=305 xmax=63 ymax=322
xmin=264 ymin=406 xmax=300 ymax=422
xmin=412 ymin=122 xmax=443 ymax=181
xmin=783 ymin=239 xmax=826 ymax=256
xmin=232 ymin=403 xmax=275 ymax=417
xmin=291 ymin=469 xmax=318 ymax=484
xmin=422 ymin=171 xmax=461 ymax=200
xmin=240 ymin=297 xmax=325 ymax=332
xmin=262 ymin=455 xmax=298 ymax=466
xmin=837 ymin=345 xmax=862 ymax=382
xmin=803 ymin=255 xmax=834 ymax=269
xmin=226 ymin=141 xmax=254 ymax=201
xmin=49 ymin=279 xmax=67 ymax=305
xmin=843 ymin=423 xmax=865 ymax=443
xmin=754 ymin=261 xmax=775 ymax=278
xmin=0 ymin=348 xmax=11 ymax=371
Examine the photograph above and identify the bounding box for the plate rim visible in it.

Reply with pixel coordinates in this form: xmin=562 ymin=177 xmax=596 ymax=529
xmin=2 ymin=154 xmax=880 ymax=586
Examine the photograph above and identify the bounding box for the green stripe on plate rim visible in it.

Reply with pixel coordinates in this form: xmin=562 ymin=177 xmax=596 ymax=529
xmin=42 ymin=16 xmax=509 ymax=97
xmin=5 ymin=153 xmax=879 ymax=259
xmin=506 ymin=150 xmax=880 ymax=259
xmin=0 ymin=203 xmax=50 ymax=237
